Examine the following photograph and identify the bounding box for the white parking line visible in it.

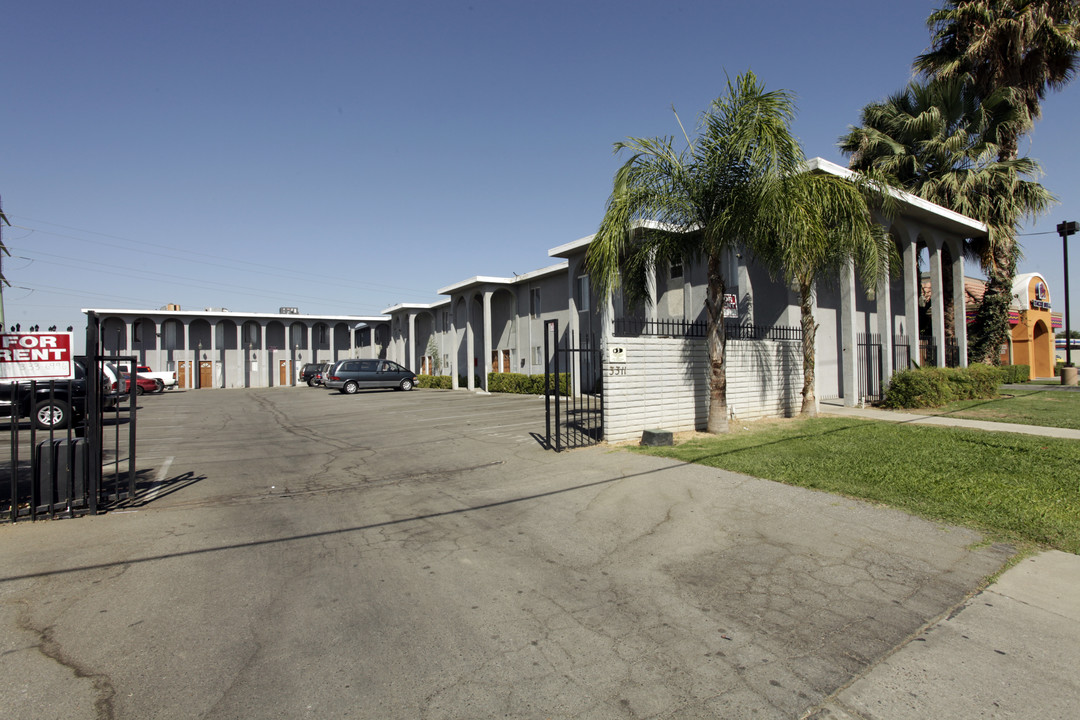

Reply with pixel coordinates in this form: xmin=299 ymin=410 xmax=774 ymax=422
xmin=140 ymin=456 xmax=174 ymax=503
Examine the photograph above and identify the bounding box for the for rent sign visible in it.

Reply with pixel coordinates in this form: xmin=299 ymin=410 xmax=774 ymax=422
xmin=0 ymin=333 xmax=75 ymax=380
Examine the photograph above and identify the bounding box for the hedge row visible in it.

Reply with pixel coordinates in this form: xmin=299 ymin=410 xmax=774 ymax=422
xmin=415 ymin=372 xmax=569 ymax=395
xmin=487 ymin=372 xmax=569 ymax=395
xmin=1000 ymin=364 xmax=1031 ymax=384
xmin=881 ymin=364 xmax=1028 ymax=408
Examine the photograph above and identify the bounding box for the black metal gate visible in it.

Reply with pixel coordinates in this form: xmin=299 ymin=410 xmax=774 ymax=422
xmin=3 ymin=313 xmax=139 ymax=522
xmin=857 ymin=333 xmax=884 ymax=403
xmin=543 ymin=319 xmax=603 ymax=451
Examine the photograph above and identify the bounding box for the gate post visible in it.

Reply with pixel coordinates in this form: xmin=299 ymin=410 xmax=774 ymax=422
xmin=544 ymin=319 xmax=559 ymax=451
xmin=85 ymin=311 xmax=101 ymax=514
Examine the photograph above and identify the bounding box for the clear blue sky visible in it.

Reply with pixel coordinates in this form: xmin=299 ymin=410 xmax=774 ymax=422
xmin=3 ymin=0 xmax=1078 ymax=345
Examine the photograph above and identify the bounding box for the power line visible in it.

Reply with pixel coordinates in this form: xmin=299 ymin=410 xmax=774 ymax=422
xmin=8 ymin=216 xmax=436 ymax=297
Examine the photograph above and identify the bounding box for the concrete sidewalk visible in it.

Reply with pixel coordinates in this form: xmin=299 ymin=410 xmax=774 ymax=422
xmin=819 ymin=397 xmax=1080 ymax=440
xmin=808 ymin=550 xmax=1080 ymax=719
xmin=811 ymin=398 xmax=1080 ymax=718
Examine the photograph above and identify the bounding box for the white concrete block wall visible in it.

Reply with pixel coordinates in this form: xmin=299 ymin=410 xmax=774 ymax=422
xmin=603 ymin=336 xmax=802 ymax=443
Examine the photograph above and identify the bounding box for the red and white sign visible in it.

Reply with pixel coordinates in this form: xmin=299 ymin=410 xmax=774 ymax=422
xmin=0 ymin=333 xmax=75 ymax=380
xmin=723 ymin=293 xmax=738 ymax=319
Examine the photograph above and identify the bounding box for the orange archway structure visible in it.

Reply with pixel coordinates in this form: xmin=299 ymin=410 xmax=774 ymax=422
xmin=1004 ymin=274 xmax=1058 ymax=379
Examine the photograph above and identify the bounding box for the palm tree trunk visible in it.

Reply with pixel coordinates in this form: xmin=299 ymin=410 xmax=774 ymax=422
xmin=705 ymin=252 xmax=729 ymax=433
xmin=799 ymin=279 xmax=817 ymax=417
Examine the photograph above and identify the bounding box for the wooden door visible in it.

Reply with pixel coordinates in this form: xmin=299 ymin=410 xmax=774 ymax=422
xmin=199 ymin=361 xmax=213 ymax=388
xmin=177 ymin=361 xmax=191 ymax=388
xmin=279 ymin=360 xmax=291 ymax=385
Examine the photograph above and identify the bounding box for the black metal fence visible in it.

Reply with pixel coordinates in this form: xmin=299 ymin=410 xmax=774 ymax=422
xmin=544 ymin=320 xmax=603 ymax=452
xmin=614 ymin=317 xmax=802 ymax=342
xmin=859 ymin=333 xmax=963 ymax=403
xmin=2 ymin=322 xmax=139 ymax=522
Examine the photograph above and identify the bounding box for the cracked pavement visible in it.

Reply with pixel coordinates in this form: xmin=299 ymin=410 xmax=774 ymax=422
xmin=0 ymin=387 xmax=1011 ymax=719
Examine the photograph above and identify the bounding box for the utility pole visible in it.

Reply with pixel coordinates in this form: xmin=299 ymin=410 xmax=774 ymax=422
xmin=0 ymin=193 xmax=10 ymax=330
xmin=1057 ymin=220 xmax=1077 ymax=385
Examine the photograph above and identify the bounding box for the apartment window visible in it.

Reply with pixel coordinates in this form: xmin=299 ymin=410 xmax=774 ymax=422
xmin=530 ymin=288 xmax=541 ymax=318
xmin=670 ymin=259 xmax=683 ymax=280
xmin=441 ymin=310 xmax=450 ymax=331
xmin=576 ymin=275 xmax=590 ymax=312
xmin=532 ymin=346 xmax=543 ymax=366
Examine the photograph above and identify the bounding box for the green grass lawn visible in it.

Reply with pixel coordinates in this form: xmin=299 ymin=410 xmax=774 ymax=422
xmin=909 ymin=388 xmax=1080 ymax=430
xmin=634 ymin=417 xmax=1080 ymax=554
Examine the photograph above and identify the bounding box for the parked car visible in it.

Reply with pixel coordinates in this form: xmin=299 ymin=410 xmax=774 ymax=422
xmin=324 ymin=359 xmax=417 ymax=394
xmin=114 ymin=373 xmax=160 ymax=396
xmin=299 ymin=363 xmax=324 ymax=387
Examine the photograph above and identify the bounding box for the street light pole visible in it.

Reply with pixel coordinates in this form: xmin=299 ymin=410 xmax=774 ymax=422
xmin=1056 ymin=221 xmax=1077 ymax=383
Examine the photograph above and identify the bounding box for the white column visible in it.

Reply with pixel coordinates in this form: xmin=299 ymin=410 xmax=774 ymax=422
xmin=928 ymin=234 xmax=946 ymax=367
xmin=645 ymin=251 xmax=658 ymax=321
xmin=876 ymin=254 xmax=893 ymax=385
xmin=154 ymin=320 xmax=162 ymax=372
xmin=182 ymin=321 xmax=192 ymax=388
xmin=950 ymin=238 xmax=968 ymax=367
xmin=124 ymin=320 xmax=134 ymax=360
xmin=465 ymin=298 xmax=475 ymax=391
xmin=482 ymin=291 xmax=493 ymax=391
xmin=737 ymin=248 xmax=753 ymax=325
xmin=260 ymin=323 xmax=268 ymax=388
xmin=600 ymin=288 xmax=615 ymax=343
xmin=407 ymin=312 xmax=417 ymax=372
xmin=903 ymin=228 xmax=920 ymax=366
xmin=210 ymin=322 xmax=218 ymax=387
xmin=450 ymin=301 xmax=459 ymax=389
xmin=840 ymin=257 xmax=858 ymax=406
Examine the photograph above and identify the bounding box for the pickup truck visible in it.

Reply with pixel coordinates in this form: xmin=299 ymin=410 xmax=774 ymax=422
xmin=118 ymin=363 xmax=177 ymax=392
xmin=0 ymin=358 xmax=119 ymax=430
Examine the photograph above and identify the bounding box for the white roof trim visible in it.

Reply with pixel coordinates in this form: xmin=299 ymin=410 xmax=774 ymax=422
xmin=382 ymin=299 xmax=451 ymax=314
xmin=437 ymin=261 xmax=568 ymax=295
xmin=548 ymin=234 xmax=596 ymax=258
xmin=806 ymin=157 xmax=988 ymax=236
xmin=82 ymin=308 xmax=388 ymax=322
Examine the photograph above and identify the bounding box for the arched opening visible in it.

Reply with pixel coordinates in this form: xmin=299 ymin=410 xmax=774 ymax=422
xmin=1032 ymin=320 xmax=1051 ymax=379
xmin=189 ymin=320 xmax=212 ymax=357
xmin=415 ymin=311 xmax=436 ymax=374
xmin=217 ymin=319 xmax=239 ymax=350
xmin=332 ymin=323 xmax=351 ymax=361
xmin=242 ymin=321 xmax=263 ymax=350
xmin=490 ymin=288 xmax=517 ymax=374
xmin=102 ymin=317 xmax=127 ymax=355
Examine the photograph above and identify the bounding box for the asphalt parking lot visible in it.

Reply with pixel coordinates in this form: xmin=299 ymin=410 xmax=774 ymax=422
xmin=1 ymin=385 xmax=1012 ymax=719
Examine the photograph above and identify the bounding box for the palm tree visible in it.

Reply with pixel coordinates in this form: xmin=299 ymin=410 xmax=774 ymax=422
xmin=915 ymin=0 xmax=1080 ymax=162
xmin=754 ymin=170 xmax=893 ymax=416
xmin=587 ymin=71 xmax=887 ymax=429
xmin=840 ymin=76 xmax=1054 ymax=362
xmin=913 ymin=1 xmax=1078 ymax=360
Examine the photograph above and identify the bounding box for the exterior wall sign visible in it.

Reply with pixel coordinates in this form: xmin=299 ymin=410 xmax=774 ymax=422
xmin=607 ymin=346 xmax=626 ymax=364
xmin=1032 ymin=281 xmax=1051 ymax=310
xmin=0 ymin=332 xmax=75 ymax=380
xmin=723 ymin=293 xmax=738 ymax=318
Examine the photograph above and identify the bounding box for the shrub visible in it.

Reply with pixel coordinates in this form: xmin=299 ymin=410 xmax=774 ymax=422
xmin=487 ymin=372 xmax=569 ymax=395
xmin=882 ymin=367 xmax=954 ymax=408
xmin=417 ymin=374 xmax=452 ymax=389
xmin=1000 ymin=364 xmax=1030 ymax=383
xmin=944 ymin=364 xmax=1003 ymax=400
xmin=882 ymin=365 xmax=1005 ymax=408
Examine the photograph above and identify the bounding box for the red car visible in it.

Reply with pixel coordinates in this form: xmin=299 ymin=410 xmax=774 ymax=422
xmin=114 ymin=373 xmax=160 ymax=396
